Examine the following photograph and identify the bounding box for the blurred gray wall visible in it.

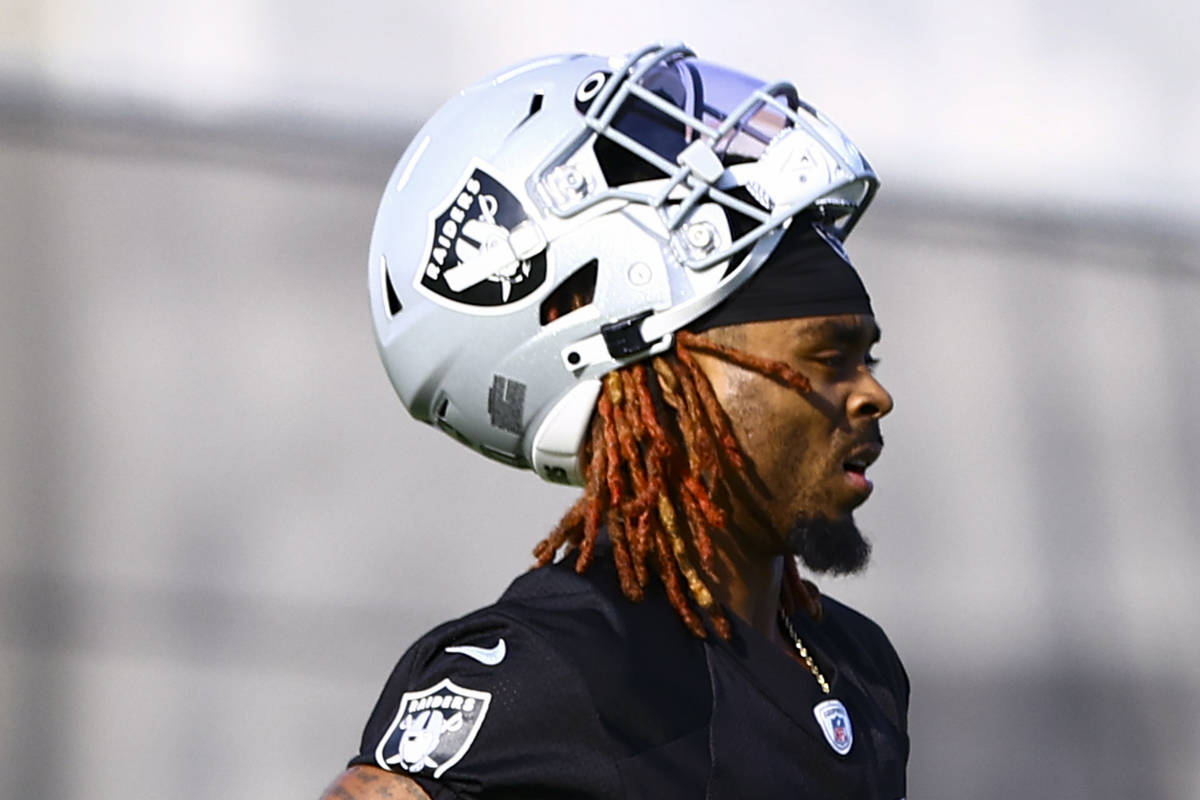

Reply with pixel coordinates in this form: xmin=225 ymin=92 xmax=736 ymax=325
xmin=2 ymin=2 xmax=1198 ymax=798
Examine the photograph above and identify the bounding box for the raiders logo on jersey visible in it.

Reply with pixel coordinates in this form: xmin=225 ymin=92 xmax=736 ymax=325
xmin=374 ymin=678 xmax=493 ymax=779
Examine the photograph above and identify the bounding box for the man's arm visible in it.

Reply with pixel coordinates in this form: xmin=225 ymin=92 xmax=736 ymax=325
xmin=319 ymin=766 xmax=432 ymax=800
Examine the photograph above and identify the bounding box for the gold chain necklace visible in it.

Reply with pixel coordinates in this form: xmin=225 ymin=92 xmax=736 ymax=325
xmin=778 ymin=608 xmax=831 ymax=694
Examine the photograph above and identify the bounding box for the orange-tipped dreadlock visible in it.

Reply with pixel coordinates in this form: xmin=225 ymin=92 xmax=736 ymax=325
xmin=532 ymin=329 xmax=823 ymax=639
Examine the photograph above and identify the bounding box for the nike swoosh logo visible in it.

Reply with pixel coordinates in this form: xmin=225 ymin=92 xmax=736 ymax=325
xmin=445 ymin=638 xmax=506 ymax=666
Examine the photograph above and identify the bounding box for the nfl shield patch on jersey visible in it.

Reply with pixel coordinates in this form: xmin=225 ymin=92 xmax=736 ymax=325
xmin=375 ymin=678 xmax=492 ymax=778
xmin=813 ymin=698 xmax=854 ymax=756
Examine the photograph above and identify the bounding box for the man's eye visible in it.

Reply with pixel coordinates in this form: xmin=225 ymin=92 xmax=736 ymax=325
xmin=810 ymin=350 xmax=879 ymax=372
xmin=812 ymin=353 xmax=847 ymax=368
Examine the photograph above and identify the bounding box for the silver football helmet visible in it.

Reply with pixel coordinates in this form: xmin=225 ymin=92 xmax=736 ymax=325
xmin=368 ymin=42 xmax=877 ymax=485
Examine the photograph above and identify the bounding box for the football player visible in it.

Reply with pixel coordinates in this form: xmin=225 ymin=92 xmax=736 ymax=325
xmin=323 ymin=42 xmax=906 ymax=800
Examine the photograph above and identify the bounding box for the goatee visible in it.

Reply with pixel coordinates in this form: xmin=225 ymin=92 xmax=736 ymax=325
xmin=787 ymin=514 xmax=872 ymax=574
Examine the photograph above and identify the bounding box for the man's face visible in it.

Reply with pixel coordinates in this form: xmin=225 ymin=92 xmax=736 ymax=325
xmin=691 ymin=313 xmax=893 ymax=569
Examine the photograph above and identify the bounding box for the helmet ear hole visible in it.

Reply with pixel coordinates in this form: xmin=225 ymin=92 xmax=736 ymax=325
xmin=540 ymin=259 xmax=599 ymax=325
xmin=593 ymin=134 xmax=670 ymax=186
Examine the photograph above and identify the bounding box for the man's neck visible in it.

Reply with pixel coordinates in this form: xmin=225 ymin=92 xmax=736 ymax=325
xmin=707 ymin=525 xmax=788 ymax=645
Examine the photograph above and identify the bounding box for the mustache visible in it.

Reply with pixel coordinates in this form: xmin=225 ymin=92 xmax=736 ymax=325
xmin=854 ymin=428 xmax=883 ymax=448
xmin=839 ymin=427 xmax=884 ymax=459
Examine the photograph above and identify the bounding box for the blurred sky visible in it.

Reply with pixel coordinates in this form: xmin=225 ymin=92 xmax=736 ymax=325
xmin=3 ymin=0 xmax=1199 ymax=222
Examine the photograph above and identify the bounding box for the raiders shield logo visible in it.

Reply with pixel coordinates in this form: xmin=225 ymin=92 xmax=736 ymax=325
xmin=813 ymin=698 xmax=854 ymax=756
xmin=416 ymin=165 xmax=547 ymax=311
xmin=375 ymin=678 xmax=492 ymax=779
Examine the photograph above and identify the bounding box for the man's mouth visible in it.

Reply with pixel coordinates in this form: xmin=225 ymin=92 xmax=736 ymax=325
xmin=841 ymin=443 xmax=882 ymax=496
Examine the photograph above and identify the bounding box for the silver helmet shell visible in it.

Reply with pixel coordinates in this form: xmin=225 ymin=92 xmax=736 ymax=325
xmin=368 ymin=42 xmax=877 ymax=485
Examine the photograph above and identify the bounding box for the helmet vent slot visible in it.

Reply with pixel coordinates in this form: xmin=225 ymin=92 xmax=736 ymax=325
xmin=510 ymin=93 xmax=545 ymax=135
xmin=540 ymin=259 xmax=598 ymax=325
xmin=383 ymin=258 xmax=403 ymax=316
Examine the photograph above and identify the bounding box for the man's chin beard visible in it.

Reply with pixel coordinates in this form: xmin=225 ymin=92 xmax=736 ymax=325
xmin=787 ymin=514 xmax=872 ymax=575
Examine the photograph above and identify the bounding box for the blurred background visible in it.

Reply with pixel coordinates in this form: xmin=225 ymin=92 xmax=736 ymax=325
xmin=1 ymin=1 xmax=1198 ymax=797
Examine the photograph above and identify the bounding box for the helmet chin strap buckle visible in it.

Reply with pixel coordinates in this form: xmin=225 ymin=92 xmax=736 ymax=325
xmin=600 ymin=310 xmax=656 ymax=358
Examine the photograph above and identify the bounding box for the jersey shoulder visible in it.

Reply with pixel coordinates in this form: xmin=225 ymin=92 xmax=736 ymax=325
xmin=351 ymin=558 xmax=710 ymax=797
xmin=497 ymin=557 xmax=713 ymax=751
xmin=351 ymin=590 xmax=620 ymax=798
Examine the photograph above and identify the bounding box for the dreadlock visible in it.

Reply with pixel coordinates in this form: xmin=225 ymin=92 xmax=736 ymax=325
xmin=532 ymin=328 xmax=823 ymax=639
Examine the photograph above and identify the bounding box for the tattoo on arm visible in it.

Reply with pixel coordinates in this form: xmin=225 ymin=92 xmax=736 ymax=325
xmin=319 ymin=766 xmax=432 ymax=800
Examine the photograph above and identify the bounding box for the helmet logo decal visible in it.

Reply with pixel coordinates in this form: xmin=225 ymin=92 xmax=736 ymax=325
xmin=418 ymin=166 xmax=547 ymax=310
xmin=574 ymin=71 xmax=611 ymax=113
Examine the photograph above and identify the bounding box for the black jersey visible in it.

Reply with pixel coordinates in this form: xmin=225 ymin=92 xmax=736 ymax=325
xmin=351 ymin=549 xmax=909 ymax=799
